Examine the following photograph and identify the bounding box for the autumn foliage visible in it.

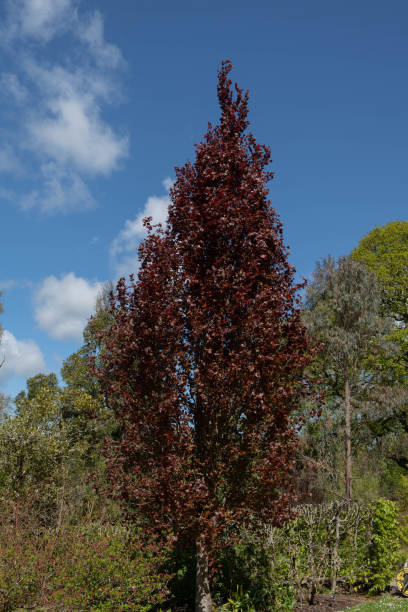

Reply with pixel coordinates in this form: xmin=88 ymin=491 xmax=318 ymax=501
xmin=96 ymin=61 xmax=312 ymax=549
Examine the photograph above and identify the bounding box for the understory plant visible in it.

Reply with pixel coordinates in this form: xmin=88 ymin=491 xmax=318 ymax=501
xmin=0 ymin=500 xmax=170 ymax=611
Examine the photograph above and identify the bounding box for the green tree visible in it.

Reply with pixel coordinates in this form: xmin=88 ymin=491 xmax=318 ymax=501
xmin=303 ymin=256 xmax=392 ymax=500
xmin=0 ymin=392 xmax=10 ymax=419
xmin=352 ymin=220 xmax=408 ymax=385
xmin=60 ymin=281 xmax=118 ymax=458
xmin=15 ymin=373 xmax=59 ymax=414
xmin=61 ymin=281 xmax=114 ymax=400
xmin=0 ymin=381 xmax=69 ymax=512
xmin=0 ymin=368 xmax=110 ymax=524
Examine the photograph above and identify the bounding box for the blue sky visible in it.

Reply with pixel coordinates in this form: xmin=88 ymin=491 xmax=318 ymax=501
xmin=0 ymin=0 xmax=407 ymax=397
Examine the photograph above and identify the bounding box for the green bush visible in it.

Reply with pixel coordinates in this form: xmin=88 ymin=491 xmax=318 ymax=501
xmin=52 ymin=524 xmax=170 ymax=611
xmin=209 ymin=499 xmax=401 ymax=610
xmin=0 ymin=510 xmax=170 ymax=611
xmin=365 ymin=498 xmax=400 ymax=594
xmin=213 ymin=529 xmax=296 ymax=611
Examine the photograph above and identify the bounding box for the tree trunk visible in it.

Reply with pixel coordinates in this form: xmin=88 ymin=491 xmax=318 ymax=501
xmin=195 ymin=536 xmax=213 ymax=612
xmin=331 ymin=509 xmax=340 ymax=596
xmin=345 ymin=377 xmax=352 ymax=500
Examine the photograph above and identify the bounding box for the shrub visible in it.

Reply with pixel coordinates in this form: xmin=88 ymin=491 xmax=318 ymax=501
xmin=51 ymin=524 xmax=170 ymax=611
xmin=0 ymin=502 xmax=170 ymax=612
xmin=210 ymin=499 xmax=401 ymax=610
xmin=365 ymin=498 xmax=400 ymax=594
xmin=213 ymin=528 xmax=296 ymax=611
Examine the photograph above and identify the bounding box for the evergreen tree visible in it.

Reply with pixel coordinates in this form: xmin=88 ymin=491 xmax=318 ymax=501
xmin=303 ymin=256 xmax=392 ymax=500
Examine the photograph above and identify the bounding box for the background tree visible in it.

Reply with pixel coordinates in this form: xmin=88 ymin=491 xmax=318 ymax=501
xmin=61 ymin=282 xmax=119 ymax=472
xmin=351 ymin=220 xmax=408 ymax=385
xmin=96 ymin=60 xmax=313 ymax=611
xmin=0 ymin=378 xmax=70 ymax=523
xmin=303 ymin=256 xmax=392 ymax=500
xmin=1 ymin=363 xmax=113 ymax=525
xmin=350 ymin=222 xmax=408 ymax=489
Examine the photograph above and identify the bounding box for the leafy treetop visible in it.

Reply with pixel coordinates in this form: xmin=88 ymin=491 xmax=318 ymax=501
xmin=96 ymin=60 xmax=313 ymax=551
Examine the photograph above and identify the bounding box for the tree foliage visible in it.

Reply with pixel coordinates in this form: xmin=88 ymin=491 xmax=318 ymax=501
xmin=303 ymin=256 xmax=392 ymax=499
xmin=352 ymin=221 xmax=408 ymax=385
xmin=95 ymin=60 xmax=313 ymax=608
xmin=351 ymin=221 xmax=408 ymax=324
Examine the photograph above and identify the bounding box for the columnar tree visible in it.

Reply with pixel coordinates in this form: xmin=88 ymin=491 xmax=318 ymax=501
xmin=303 ymin=256 xmax=391 ymax=500
xmin=96 ymin=61 xmax=312 ymax=611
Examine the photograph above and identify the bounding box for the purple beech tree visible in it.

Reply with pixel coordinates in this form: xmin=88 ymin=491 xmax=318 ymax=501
xmin=95 ymin=61 xmax=313 ymax=611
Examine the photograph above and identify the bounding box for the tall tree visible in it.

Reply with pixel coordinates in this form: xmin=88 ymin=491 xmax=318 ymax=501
xmin=303 ymin=256 xmax=391 ymax=500
xmin=0 ymin=371 xmax=110 ymax=524
xmin=96 ymin=61 xmax=312 ymax=611
xmin=351 ymin=221 xmax=408 ymax=385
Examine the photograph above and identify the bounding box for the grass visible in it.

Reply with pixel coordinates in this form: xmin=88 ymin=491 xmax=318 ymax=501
xmin=344 ymin=594 xmax=408 ymax=611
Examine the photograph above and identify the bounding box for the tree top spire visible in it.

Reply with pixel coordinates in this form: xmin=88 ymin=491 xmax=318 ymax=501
xmin=217 ymin=59 xmax=250 ymax=135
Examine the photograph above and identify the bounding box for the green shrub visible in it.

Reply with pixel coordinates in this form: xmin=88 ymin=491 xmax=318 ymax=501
xmin=52 ymin=524 xmax=170 ymax=611
xmin=213 ymin=529 xmax=296 ymax=611
xmin=365 ymin=498 xmax=400 ymax=594
xmin=0 ymin=511 xmax=170 ymax=611
xmin=209 ymin=499 xmax=401 ymax=610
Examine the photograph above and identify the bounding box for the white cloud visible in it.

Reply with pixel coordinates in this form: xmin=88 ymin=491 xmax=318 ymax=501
xmin=0 ymin=330 xmax=45 ymax=382
xmin=28 ymin=92 xmax=128 ymax=175
xmin=4 ymin=0 xmax=75 ymax=43
xmin=4 ymin=0 xmax=122 ymax=70
xmin=21 ymin=163 xmax=95 ymax=213
xmin=110 ymin=178 xmax=172 ymax=277
xmin=34 ymin=273 xmax=103 ymax=341
xmin=77 ymin=11 xmax=124 ymax=69
xmin=1 ymin=0 xmax=128 ymax=213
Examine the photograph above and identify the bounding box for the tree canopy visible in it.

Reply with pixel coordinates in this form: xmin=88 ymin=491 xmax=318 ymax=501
xmin=95 ymin=60 xmax=313 ymax=611
xmin=303 ymin=256 xmax=392 ymax=499
xmin=351 ymin=221 xmax=408 ymax=385
xmin=351 ymin=221 xmax=408 ymax=323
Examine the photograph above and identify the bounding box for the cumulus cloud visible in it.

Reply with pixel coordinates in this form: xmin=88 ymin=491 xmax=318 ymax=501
xmin=34 ymin=273 xmax=103 ymax=341
xmin=0 ymin=330 xmax=45 ymax=382
xmin=28 ymin=93 xmax=127 ymax=175
xmin=110 ymin=178 xmax=172 ymax=277
xmin=1 ymin=0 xmax=128 ymax=213
xmin=3 ymin=0 xmax=74 ymax=43
xmin=21 ymin=163 xmax=95 ymax=213
xmin=77 ymin=11 xmax=124 ymax=69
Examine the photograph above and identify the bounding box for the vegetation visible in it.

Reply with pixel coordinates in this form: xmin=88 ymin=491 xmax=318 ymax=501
xmin=0 ymin=66 xmax=406 ymax=611
xmin=95 ymin=60 xmax=314 ymax=611
xmin=303 ymin=256 xmax=392 ymax=499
